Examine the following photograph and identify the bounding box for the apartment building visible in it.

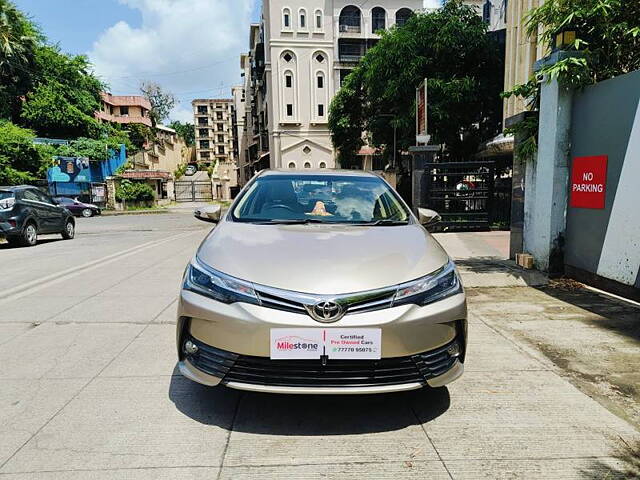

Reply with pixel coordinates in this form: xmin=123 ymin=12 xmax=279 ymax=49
xmin=240 ymin=1 xmax=422 ymax=174
xmin=503 ymin=0 xmax=546 ymax=123
xmin=192 ymin=98 xmax=239 ymax=199
xmin=96 ymin=93 xmax=152 ymax=127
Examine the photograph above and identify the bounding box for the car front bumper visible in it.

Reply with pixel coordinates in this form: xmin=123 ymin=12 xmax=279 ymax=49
xmin=176 ymin=289 xmax=467 ymax=394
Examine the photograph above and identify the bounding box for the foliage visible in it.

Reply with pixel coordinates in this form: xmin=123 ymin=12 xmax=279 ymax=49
xmin=20 ymin=45 xmax=104 ymax=138
xmin=125 ymin=123 xmax=153 ymax=152
xmin=526 ymin=0 xmax=640 ymax=86
xmin=173 ymin=163 xmax=188 ymax=180
xmin=0 ymin=0 xmax=41 ymax=120
xmin=503 ymin=0 xmax=640 ymax=162
xmin=329 ymin=1 xmax=504 ymax=163
xmin=115 ymin=179 xmax=155 ymax=202
xmin=168 ymin=120 xmax=195 ymax=147
xmin=0 ymin=121 xmax=45 ymax=184
xmin=140 ymin=81 xmax=175 ymax=126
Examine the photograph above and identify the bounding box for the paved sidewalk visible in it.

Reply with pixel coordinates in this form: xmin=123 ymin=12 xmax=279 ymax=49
xmin=0 ymin=221 xmax=638 ymax=479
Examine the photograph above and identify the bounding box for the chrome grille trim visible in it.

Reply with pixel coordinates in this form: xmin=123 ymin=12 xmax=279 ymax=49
xmin=253 ymin=282 xmax=399 ymax=317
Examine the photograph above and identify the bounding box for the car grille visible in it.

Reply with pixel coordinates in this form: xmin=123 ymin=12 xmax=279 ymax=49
xmin=184 ymin=335 xmax=459 ymax=388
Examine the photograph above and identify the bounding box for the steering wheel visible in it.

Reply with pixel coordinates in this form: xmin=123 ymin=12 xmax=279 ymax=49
xmin=268 ymin=204 xmax=297 ymax=213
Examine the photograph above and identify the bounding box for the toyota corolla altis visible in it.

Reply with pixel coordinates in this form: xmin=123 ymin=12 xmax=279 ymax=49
xmin=177 ymin=170 xmax=467 ymax=394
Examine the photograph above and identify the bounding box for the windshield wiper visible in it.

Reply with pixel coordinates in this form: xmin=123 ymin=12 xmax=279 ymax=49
xmin=352 ymin=219 xmax=409 ymax=226
xmin=252 ymin=218 xmax=327 ymax=225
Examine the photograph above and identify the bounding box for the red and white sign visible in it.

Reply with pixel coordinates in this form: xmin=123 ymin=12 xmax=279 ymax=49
xmin=570 ymin=155 xmax=608 ymax=209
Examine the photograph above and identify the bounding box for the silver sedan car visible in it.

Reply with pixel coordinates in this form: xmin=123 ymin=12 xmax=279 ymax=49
xmin=177 ymin=170 xmax=467 ymax=394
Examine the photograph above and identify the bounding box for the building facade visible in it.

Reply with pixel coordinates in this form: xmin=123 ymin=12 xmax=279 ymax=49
xmin=96 ymin=93 xmax=152 ymax=127
xmin=192 ymin=98 xmax=239 ymax=199
xmin=503 ymin=0 xmax=546 ymax=123
xmin=241 ymin=0 xmax=422 ymax=175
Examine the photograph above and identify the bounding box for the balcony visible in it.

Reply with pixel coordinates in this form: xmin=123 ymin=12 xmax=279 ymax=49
xmin=339 ymin=24 xmax=361 ymax=34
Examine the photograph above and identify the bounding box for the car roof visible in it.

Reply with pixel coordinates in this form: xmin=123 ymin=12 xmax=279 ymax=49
xmin=257 ymin=169 xmax=379 ymax=178
xmin=0 ymin=185 xmax=40 ymax=191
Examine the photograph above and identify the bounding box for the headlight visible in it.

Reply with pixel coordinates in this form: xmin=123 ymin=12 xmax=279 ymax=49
xmin=393 ymin=261 xmax=462 ymax=307
xmin=184 ymin=259 xmax=260 ymax=305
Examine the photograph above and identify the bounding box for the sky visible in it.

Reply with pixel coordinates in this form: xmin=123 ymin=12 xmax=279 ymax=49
xmin=13 ymin=0 xmax=437 ymax=123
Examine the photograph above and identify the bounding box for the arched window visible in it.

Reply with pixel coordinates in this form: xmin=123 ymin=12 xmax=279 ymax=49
xmin=372 ymin=7 xmax=386 ymax=32
xmin=288 ymin=162 xmax=296 ymax=169
xmin=304 ymin=162 xmax=312 ymax=168
xmin=282 ymin=8 xmax=291 ymax=30
xmin=279 ymin=51 xmax=298 ymax=121
xmin=319 ymin=162 xmax=327 ymax=169
xmin=299 ymin=8 xmax=307 ymax=30
xmin=339 ymin=6 xmax=361 ymax=33
xmin=314 ymin=9 xmax=323 ymax=31
xmin=396 ymin=8 xmax=413 ymax=27
xmin=311 ymin=52 xmax=329 ymax=123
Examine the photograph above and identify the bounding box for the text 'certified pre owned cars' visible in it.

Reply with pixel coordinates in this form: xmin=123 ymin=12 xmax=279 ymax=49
xmin=178 ymin=170 xmax=467 ymax=394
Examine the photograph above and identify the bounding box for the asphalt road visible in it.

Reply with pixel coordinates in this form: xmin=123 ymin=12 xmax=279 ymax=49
xmin=0 ymin=212 xmax=638 ymax=479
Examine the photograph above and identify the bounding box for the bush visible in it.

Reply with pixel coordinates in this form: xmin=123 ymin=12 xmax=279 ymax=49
xmin=115 ymin=179 xmax=155 ymax=202
xmin=0 ymin=121 xmax=47 ymax=184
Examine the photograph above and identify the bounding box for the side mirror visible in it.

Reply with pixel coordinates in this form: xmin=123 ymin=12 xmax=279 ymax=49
xmin=417 ymin=208 xmax=441 ymax=228
xmin=194 ymin=205 xmax=222 ymax=223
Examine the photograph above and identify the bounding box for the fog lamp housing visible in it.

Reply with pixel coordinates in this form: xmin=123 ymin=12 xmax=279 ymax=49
xmin=447 ymin=343 xmax=461 ymax=358
xmin=184 ymin=340 xmax=199 ymax=355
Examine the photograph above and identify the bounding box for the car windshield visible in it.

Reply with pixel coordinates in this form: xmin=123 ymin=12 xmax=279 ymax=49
xmin=232 ymin=174 xmax=410 ymax=224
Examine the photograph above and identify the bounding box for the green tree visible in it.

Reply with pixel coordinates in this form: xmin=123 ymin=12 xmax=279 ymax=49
xmin=168 ymin=120 xmax=195 ymax=147
xmin=140 ymin=81 xmax=175 ymax=126
xmin=115 ymin=179 xmax=155 ymax=202
xmin=0 ymin=0 xmax=41 ymax=120
xmin=329 ymin=1 xmax=503 ymax=164
xmin=19 ymin=45 xmax=104 ymax=139
xmin=503 ymin=0 xmax=640 ymax=160
xmin=0 ymin=121 xmax=48 ymax=184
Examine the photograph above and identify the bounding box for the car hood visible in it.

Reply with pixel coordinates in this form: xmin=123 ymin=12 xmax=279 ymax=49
xmin=196 ymin=220 xmax=450 ymax=295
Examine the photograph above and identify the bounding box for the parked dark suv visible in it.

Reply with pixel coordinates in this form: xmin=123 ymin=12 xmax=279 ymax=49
xmin=0 ymin=185 xmax=75 ymax=247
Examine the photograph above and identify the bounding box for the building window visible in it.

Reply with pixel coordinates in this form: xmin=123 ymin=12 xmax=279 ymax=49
xmin=372 ymin=7 xmax=386 ymax=32
xmin=198 ymin=118 xmax=208 ymax=126
xmin=299 ymin=9 xmax=306 ymax=29
xmin=218 ymin=146 xmax=225 ymax=154
xmin=286 ymin=104 xmax=293 ymax=116
xmin=197 ymin=105 xmax=208 ymax=114
xmin=199 ymin=129 xmax=208 ymax=137
xmin=318 ymin=104 xmax=324 ymax=117
xmin=200 ymin=140 xmax=209 ymax=149
xmin=217 ymin=134 xmax=224 ymax=142
xmin=304 ymin=162 xmax=311 ymax=168
xmin=316 ymin=53 xmax=325 ymax=63
xmin=315 ymin=10 xmax=323 ymax=30
xmin=483 ymin=1 xmax=491 ymax=24
xmin=283 ymin=52 xmax=293 ymax=62
xmin=396 ymin=8 xmax=413 ymax=27
xmin=217 ymin=124 xmax=224 ymax=131
xmin=339 ymin=6 xmax=361 ymax=33
xmin=317 ymin=75 xmax=324 ymax=88
xmin=303 ymin=146 xmax=311 ymax=154
xmin=216 ymin=112 xmax=223 ymax=120
xmin=200 ymin=151 xmax=210 ymax=159
xmin=319 ymin=162 xmax=327 ymax=168
xmin=288 ymin=162 xmax=296 ymax=169
xmin=285 ymin=74 xmax=292 ymax=88
xmin=119 ymin=106 xmax=129 ymax=116
xmin=283 ymin=8 xmax=291 ymax=29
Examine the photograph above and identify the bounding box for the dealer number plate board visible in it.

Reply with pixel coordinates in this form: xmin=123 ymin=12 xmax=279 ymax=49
xmin=270 ymin=328 xmax=381 ymax=360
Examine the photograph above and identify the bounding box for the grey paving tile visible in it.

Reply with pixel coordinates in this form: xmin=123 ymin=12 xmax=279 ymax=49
xmin=0 ymin=325 xmax=33 ymax=347
xmin=1 ymin=377 xmax=238 ymax=473
xmin=413 ymin=371 xmax=640 ymax=461
xmin=223 ymin=389 xmax=443 ymax=467
xmin=0 ymin=379 xmax=87 ymax=467
xmin=48 ymin=295 xmax=176 ymax=324
xmin=219 ymin=461 xmax=451 ymax=479
xmin=0 ymin=296 xmax=89 ymax=324
xmin=100 ymin=325 xmax=178 ymax=378
xmin=0 ymin=467 xmax=219 ymax=479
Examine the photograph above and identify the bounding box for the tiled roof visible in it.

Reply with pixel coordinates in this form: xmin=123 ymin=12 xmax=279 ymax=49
xmin=120 ymin=170 xmax=172 ymax=180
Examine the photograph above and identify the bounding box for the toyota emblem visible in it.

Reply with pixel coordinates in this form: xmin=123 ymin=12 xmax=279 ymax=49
xmin=306 ymin=300 xmax=345 ymax=323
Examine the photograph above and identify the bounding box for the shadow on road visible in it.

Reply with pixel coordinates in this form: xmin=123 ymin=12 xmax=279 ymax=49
xmin=580 ymin=440 xmax=640 ymax=479
xmin=168 ymin=365 xmax=451 ymax=435
xmin=0 ymin=238 xmax=63 ymax=250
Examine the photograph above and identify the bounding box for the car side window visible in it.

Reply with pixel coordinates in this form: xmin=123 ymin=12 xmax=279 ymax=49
xmin=22 ymin=190 xmax=39 ymax=202
xmin=32 ymin=190 xmax=55 ymax=205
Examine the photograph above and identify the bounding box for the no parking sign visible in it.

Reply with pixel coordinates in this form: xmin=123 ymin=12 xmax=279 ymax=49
xmin=570 ymin=155 xmax=608 ymax=209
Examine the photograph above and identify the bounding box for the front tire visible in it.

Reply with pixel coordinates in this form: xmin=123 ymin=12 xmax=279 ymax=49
xmin=61 ymin=219 xmax=75 ymax=240
xmin=81 ymin=208 xmax=93 ymax=217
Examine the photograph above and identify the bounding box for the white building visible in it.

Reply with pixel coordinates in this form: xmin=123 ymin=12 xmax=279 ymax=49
xmin=252 ymin=0 xmax=423 ymax=171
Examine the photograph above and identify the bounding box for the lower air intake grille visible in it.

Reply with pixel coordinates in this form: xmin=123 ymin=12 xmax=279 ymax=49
xmin=185 ymin=335 xmax=459 ymax=388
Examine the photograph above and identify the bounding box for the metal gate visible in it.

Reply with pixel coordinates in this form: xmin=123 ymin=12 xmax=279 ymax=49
xmin=421 ymin=161 xmax=511 ymax=230
xmin=175 ymin=181 xmax=213 ymax=202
